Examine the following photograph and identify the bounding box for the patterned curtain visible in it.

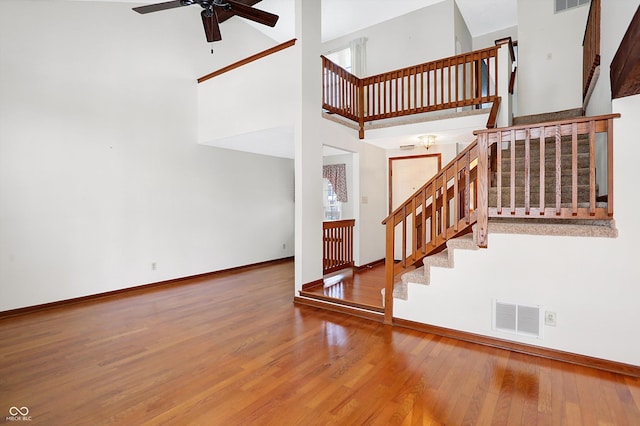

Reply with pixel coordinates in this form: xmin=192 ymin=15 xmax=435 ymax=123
xmin=323 ymin=164 xmax=348 ymax=202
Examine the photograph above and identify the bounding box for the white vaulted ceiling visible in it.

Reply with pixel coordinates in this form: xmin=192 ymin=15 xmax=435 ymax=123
xmin=71 ymin=0 xmax=517 ymax=42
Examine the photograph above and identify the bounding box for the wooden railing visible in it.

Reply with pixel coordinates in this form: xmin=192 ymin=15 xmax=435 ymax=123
xmin=323 ymin=219 xmax=355 ymax=275
xmin=382 ymin=114 xmax=619 ymax=323
xmin=382 ymin=142 xmax=480 ymax=323
xmin=322 ymin=46 xmax=500 ymax=139
xmin=582 ymin=0 xmax=601 ymax=100
xmin=474 ymin=114 xmax=618 ymax=246
xmin=198 ymin=39 xmax=297 ymax=83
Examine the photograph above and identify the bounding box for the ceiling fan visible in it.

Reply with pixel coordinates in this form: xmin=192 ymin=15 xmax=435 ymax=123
xmin=132 ymin=0 xmax=279 ymax=43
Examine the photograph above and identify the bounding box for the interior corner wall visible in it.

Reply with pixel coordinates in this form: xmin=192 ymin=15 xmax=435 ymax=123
xmin=517 ymin=0 xmax=590 ymax=116
xmin=321 ymin=1 xmax=456 ymax=75
xmin=0 ymin=1 xmax=294 ymax=311
xmin=453 ymin=1 xmax=473 ymax=53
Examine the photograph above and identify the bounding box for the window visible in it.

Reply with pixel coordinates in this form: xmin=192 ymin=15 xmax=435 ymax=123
xmin=555 ymin=0 xmax=590 ymax=13
xmin=325 ymin=47 xmax=352 ymax=74
xmin=323 ymin=179 xmax=341 ymax=220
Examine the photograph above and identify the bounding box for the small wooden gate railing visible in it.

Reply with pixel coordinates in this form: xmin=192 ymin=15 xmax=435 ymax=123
xmin=323 ymin=219 xmax=355 ymax=275
xmin=322 ymin=46 xmax=500 ymax=139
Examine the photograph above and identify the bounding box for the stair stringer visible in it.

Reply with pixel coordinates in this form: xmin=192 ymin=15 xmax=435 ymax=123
xmin=393 ymin=219 xmax=617 ymax=301
xmin=393 ymin=229 xmax=480 ymax=300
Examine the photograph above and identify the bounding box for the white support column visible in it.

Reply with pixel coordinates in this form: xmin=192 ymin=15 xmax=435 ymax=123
xmin=497 ymin=43 xmax=513 ymax=128
xmin=294 ymin=0 xmax=324 ymax=291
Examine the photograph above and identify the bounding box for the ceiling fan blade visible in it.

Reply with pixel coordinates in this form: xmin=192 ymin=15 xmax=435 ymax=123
xmin=201 ymin=9 xmax=222 ymax=42
xmin=132 ymin=0 xmax=185 ymax=14
xmin=216 ymin=0 xmax=261 ymax=23
xmin=226 ymin=0 xmax=279 ymax=27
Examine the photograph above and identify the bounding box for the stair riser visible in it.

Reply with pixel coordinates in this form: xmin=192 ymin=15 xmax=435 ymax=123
xmin=500 ymin=154 xmax=590 ymax=169
xmin=497 ymin=173 xmax=592 ymax=186
xmin=489 ymin=187 xmax=593 ymax=205
xmin=499 ymin=141 xmax=591 ymax=157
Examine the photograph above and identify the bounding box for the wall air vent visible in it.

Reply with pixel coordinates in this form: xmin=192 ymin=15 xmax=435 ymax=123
xmin=555 ymin=0 xmax=590 ymax=14
xmin=493 ymin=300 xmax=542 ymax=338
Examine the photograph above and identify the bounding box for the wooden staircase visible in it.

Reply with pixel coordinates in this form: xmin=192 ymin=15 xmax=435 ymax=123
xmin=490 ymin=109 xmax=594 ymax=208
xmin=382 ymin=111 xmax=618 ymax=323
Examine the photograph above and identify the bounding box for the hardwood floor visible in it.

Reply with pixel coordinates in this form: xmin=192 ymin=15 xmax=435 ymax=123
xmin=300 ymin=265 xmax=387 ymax=311
xmin=1 ymin=260 xmax=639 ymax=425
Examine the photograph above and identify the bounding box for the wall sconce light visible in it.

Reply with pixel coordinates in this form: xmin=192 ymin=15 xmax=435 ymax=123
xmin=419 ymin=135 xmax=436 ymax=150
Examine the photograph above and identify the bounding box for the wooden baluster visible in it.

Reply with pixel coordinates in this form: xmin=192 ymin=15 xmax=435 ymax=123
xmin=607 ymin=118 xmax=614 ymax=216
xmin=447 ymin=58 xmax=452 ymax=107
xmin=431 ymin=181 xmax=437 ymax=247
xmin=589 ymin=121 xmax=596 ymax=216
xmin=510 ymin=129 xmax=516 ymax=215
xmin=477 ymin=134 xmax=489 ymax=248
xmin=401 ymin=205 xmax=407 ymax=267
xmin=412 ymin=67 xmax=417 ymax=112
xmin=422 ymin=187 xmax=428 ymax=253
xmin=454 ymin=159 xmax=460 ymax=231
xmin=540 ymin=126 xmax=546 ymax=215
xmin=420 ymin=64 xmax=425 ymax=110
xmin=464 ymin=151 xmax=471 ymax=223
xmin=411 ymin=198 xmax=417 ymax=262
xmin=442 ymin=173 xmax=448 ymax=237
xmin=555 ymin=125 xmax=562 ymax=215
xmin=525 ymin=128 xmax=531 ymax=215
xmin=572 ymin=122 xmax=578 ymax=215
xmin=440 ymin=61 xmax=445 ymax=107
xmin=384 ymin=220 xmax=394 ymax=325
xmin=392 ymin=71 xmax=396 ymax=115
xmin=427 ymin=64 xmax=432 ymax=108
xmin=497 ymin=131 xmax=502 ymax=215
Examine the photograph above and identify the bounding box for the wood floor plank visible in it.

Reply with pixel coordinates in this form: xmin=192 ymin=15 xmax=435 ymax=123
xmin=1 ymin=260 xmax=639 ymax=424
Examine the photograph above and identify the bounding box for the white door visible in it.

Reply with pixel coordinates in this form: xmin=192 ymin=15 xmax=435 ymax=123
xmin=390 ymin=155 xmax=440 ymax=260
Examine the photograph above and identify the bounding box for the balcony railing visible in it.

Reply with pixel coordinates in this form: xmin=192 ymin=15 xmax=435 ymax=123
xmin=322 ymin=46 xmax=500 ymax=139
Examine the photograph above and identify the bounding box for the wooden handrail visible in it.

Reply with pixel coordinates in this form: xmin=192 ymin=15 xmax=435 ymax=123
xmin=474 ymin=113 xmax=619 ymax=247
xmin=198 ymin=38 xmax=297 ymax=83
xmin=582 ymin=0 xmax=601 ymax=100
xmin=382 ymin=140 xmax=480 ymax=323
xmin=382 ymin=113 xmax=619 ymax=323
xmin=323 ymin=46 xmax=500 ymax=139
xmin=323 ymin=219 xmax=355 ymax=275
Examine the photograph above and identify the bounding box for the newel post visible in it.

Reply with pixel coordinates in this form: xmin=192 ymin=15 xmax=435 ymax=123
xmin=358 ymin=79 xmax=365 ymax=139
xmin=476 ymin=133 xmax=489 ymax=248
xmin=383 ymin=219 xmax=394 ymax=325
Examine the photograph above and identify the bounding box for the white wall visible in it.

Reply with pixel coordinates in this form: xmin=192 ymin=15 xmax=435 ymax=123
xmin=517 ymin=0 xmax=590 ymax=115
xmin=473 ymin=26 xmax=518 ymax=51
xmin=322 ymin=1 xmax=456 ymax=76
xmin=395 ymin=94 xmax=640 ymax=366
xmin=454 ymin=1 xmax=473 ymax=54
xmin=198 ymin=45 xmax=297 ymax=143
xmin=0 ymin=1 xmax=294 ymax=311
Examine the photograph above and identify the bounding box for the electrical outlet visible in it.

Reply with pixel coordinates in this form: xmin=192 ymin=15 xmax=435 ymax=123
xmin=282 ymin=243 xmax=286 ymax=250
xmin=545 ymin=310 xmax=557 ymax=327
xmin=151 ymin=262 xmax=157 ymax=270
